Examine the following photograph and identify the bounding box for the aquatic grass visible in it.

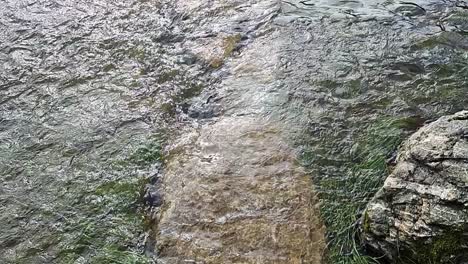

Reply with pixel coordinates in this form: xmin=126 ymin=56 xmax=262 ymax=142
xmin=129 ymin=141 xmax=164 ymax=166
xmin=53 ymin=136 xmax=165 ymax=263
xmin=91 ymin=245 xmax=152 ymax=264
xmin=302 ymin=117 xmax=408 ymax=264
xmin=55 ymin=179 xmax=150 ymax=264
xmin=156 ymin=69 xmax=180 ymax=84
xmin=403 ymin=59 xmax=468 ymax=111
xmin=296 ymin=8 xmax=468 ymax=264
xmin=128 ymin=46 xmax=147 ymax=61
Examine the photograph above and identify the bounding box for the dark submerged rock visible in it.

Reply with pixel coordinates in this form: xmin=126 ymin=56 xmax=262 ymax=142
xmin=361 ymin=111 xmax=468 ymax=263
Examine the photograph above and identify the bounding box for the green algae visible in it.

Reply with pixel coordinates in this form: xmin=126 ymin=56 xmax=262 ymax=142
xmin=51 ymin=136 xmax=164 ymax=264
xmin=222 ymin=34 xmax=242 ymax=57
xmin=209 ymin=34 xmax=242 ymax=68
xmin=128 ymin=46 xmax=147 ymax=61
xmin=397 ymin=231 xmax=465 ymax=264
xmin=54 ymin=183 xmax=149 ymax=264
xmin=412 ymin=31 xmax=466 ymax=50
xmin=158 ymin=81 xmax=205 ymax=117
xmin=157 ymin=69 xmax=180 ymax=84
xmin=303 ymin=69 xmax=467 ymax=263
xmin=129 ymin=141 xmax=164 ymax=166
xmin=287 ymin=4 xmax=468 ymax=264
xmin=402 ymin=58 xmax=468 ymax=111
xmin=300 ymin=116 xmax=411 ymax=264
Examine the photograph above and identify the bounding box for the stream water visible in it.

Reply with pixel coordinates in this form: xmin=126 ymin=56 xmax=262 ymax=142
xmin=1 ymin=0 xmax=467 ymax=263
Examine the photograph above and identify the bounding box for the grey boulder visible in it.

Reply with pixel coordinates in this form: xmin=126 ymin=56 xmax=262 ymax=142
xmin=361 ymin=111 xmax=468 ymax=263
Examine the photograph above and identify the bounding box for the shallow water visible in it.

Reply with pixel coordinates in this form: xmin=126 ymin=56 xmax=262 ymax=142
xmin=1 ymin=0 xmax=467 ymax=263
xmin=279 ymin=0 xmax=468 ymax=261
xmin=0 ymin=0 xmax=206 ymax=263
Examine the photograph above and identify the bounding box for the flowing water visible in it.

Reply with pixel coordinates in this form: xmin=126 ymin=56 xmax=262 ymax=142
xmin=0 ymin=1 xmax=207 ymax=263
xmin=1 ymin=0 xmax=467 ymax=263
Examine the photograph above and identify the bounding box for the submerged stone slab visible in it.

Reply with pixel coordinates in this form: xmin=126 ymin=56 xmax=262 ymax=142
xmin=153 ymin=1 xmax=326 ymax=262
xmin=156 ymin=117 xmax=325 ymax=263
xmin=361 ymin=111 xmax=468 ymax=263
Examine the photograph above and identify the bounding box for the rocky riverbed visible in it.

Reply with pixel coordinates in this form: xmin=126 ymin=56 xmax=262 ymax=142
xmin=1 ymin=0 xmax=468 ymax=263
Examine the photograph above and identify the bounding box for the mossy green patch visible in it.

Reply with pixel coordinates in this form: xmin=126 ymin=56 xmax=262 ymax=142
xmin=103 ymin=63 xmax=117 ymax=72
xmin=128 ymin=46 xmax=146 ymax=61
xmin=209 ymin=58 xmax=224 ymax=69
xmin=157 ymin=69 xmax=180 ymax=84
xmin=400 ymin=57 xmax=468 ymax=112
xmin=129 ymin=141 xmax=164 ymax=166
xmin=222 ymin=34 xmax=242 ymax=57
xmin=177 ymin=82 xmax=204 ymax=102
xmin=95 ymin=181 xmax=138 ymax=196
xmin=412 ymin=32 xmax=453 ymax=50
xmin=413 ymin=30 xmax=468 ymax=51
xmin=398 ymin=231 xmax=465 ymax=264
xmin=318 ymin=79 xmax=341 ymax=89
xmin=392 ymin=116 xmax=425 ymax=131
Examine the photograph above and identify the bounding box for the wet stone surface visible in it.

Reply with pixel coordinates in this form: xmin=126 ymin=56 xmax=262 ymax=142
xmin=154 ymin=2 xmax=327 ymax=261
xmin=362 ymin=111 xmax=468 ymax=263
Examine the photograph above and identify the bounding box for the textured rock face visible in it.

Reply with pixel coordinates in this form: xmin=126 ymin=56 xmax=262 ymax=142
xmin=361 ymin=111 xmax=468 ymax=263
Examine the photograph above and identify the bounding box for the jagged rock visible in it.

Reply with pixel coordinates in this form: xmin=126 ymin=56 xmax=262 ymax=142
xmin=361 ymin=111 xmax=468 ymax=263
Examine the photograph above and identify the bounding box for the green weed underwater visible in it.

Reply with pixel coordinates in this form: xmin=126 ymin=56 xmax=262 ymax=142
xmin=301 ymin=117 xmax=421 ymax=264
xmin=53 ymin=137 xmax=164 ymax=264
